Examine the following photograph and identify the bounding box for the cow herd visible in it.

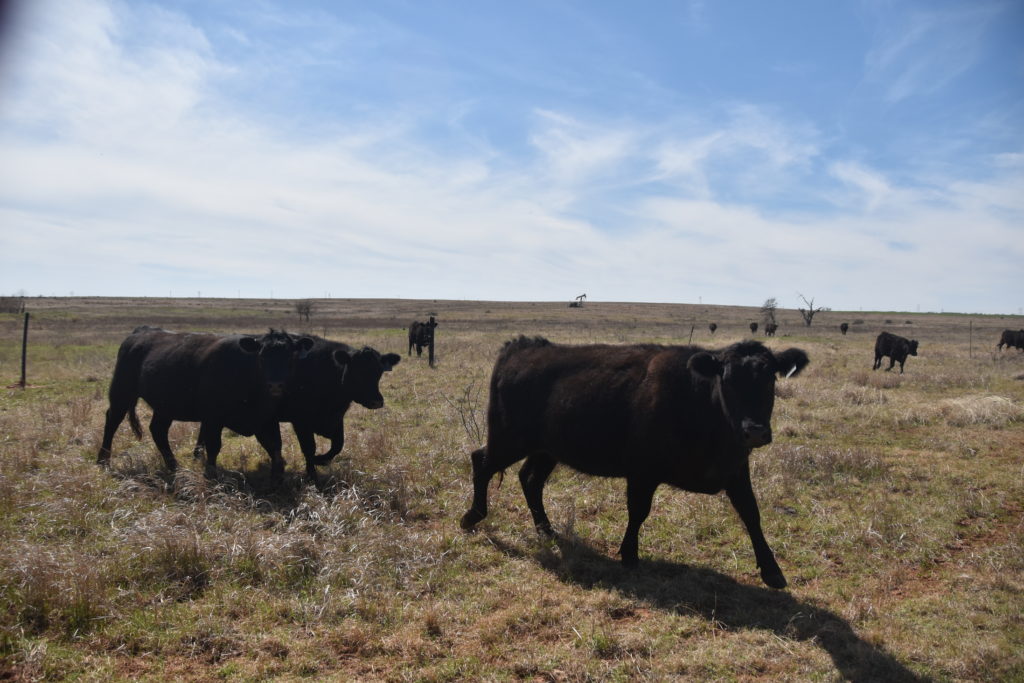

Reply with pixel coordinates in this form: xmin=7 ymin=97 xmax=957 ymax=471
xmin=95 ymin=320 xmax=1022 ymax=589
xmin=97 ymin=326 xmax=400 ymax=482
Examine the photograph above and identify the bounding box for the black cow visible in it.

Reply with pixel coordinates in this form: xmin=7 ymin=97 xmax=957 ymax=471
xmin=708 ymin=322 xmax=717 ymax=335
xmin=749 ymin=322 xmax=758 ymax=334
xmin=460 ymin=337 xmax=810 ymax=589
xmin=764 ymin=322 xmax=778 ymax=337
xmin=997 ymin=329 xmax=1024 ymax=351
xmin=873 ymin=331 xmax=918 ymax=373
xmin=97 ymin=327 xmax=312 ymax=478
xmin=840 ymin=322 xmax=849 ymax=336
xmin=277 ymin=336 xmax=401 ymax=479
xmin=408 ymin=318 xmax=438 ymax=357
xmin=191 ymin=335 xmax=402 ymax=481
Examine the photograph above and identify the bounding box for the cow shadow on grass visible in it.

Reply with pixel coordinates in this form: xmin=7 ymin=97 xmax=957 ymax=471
xmin=106 ymin=451 xmax=400 ymax=516
xmin=487 ymin=533 xmax=925 ymax=683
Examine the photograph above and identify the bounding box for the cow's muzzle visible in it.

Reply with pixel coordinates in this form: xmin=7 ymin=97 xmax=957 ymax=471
xmin=742 ymin=419 xmax=772 ymax=448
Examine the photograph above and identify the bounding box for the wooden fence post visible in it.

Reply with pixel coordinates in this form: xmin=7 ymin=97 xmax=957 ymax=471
xmin=19 ymin=312 xmax=29 ymax=388
xmin=428 ymin=316 xmax=436 ymax=368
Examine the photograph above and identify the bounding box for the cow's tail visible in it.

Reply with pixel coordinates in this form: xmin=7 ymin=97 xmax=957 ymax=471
xmin=127 ymin=401 xmax=143 ymax=439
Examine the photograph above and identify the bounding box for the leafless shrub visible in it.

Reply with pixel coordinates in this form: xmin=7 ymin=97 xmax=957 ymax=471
xmin=295 ymin=300 xmax=314 ymax=323
xmin=442 ymin=380 xmax=486 ymax=446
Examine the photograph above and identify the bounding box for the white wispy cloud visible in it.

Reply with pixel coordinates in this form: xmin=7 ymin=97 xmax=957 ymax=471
xmin=864 ymin=2 xmax=1004 ymax=102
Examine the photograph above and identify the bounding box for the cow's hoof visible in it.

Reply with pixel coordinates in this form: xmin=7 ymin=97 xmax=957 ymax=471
xmin=460 ymin=509 xmax=485 ymax=530
xmin=761 ymin=569 xmax=787 ymax=589
xmin=203 ymin=466 xmax=217 ymax=479
xmin=535 ymin=522 xmax=555 ymax=537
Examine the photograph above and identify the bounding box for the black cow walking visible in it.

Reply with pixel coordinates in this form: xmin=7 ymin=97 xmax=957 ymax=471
xmin=708 ymin=322 xmax=717 ymax=335
xmin=460 ymin=337 xmax=809 ymax=589
xmin=997 ymin=329 xmax=1024 ymax=351
xmin=190 ymin=334 xmax=402 ymax=481
xmin=97 ymin=327 xmax=312 ymax=478
xmin=408 ymin=318 xmax=438 ymax=357
xmin=277 ymin=336 xmax=400 ymax=480
xmin=873 ymin=331 xmax=919 ymax=373
xmin=749 ymin=322 xmax=758 ymax=334
xmin=764 ymin=322 xmax=778 ymax=337
xmin=840 ymin=322 xmax=849 ymax=336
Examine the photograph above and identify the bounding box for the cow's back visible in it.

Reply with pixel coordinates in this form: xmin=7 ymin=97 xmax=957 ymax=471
xmin=487 ymin=338 xmax=702 ymax=477
xmin=134 ymin=331 xmax=262 ymax=422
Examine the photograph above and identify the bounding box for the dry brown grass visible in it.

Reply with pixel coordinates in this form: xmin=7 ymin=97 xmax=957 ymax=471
xmin=1 ymin=297 xmax=1023 ymax=681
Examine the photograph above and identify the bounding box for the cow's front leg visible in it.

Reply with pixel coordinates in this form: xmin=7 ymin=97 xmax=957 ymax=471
xmin=619 ymin=477 xmax=658 ymax=567
xmin=726 ymin=463 xmax=786 ymax=589
xmin=460 ymin=447 xmax=490 ymax=529
xmin=293 ymin=426 xmax=320 ymax=482
xmin=255 ymin=423 xmax=285 ymax=483
xmin=198 ymin=423 xmax=222 ymax=478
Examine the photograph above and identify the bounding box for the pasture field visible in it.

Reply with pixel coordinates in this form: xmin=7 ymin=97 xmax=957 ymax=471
xmin=1 ymin=297 xmax=1022 ymax=681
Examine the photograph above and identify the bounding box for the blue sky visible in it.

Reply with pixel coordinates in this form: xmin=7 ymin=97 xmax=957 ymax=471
xmin=0 ymin=0 xmax=1021 ymax=313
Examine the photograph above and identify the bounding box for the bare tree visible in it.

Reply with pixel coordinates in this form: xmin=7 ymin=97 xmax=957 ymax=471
xmin=295 ymin=300 xmax=314 ymax=323
xmin=796 ymin=293 xmax=824 ymax=327
xmin=760 ymin=297 xmax=778 ymax=327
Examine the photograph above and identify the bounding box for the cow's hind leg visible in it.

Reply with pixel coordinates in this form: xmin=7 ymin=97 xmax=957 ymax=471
xmin=149 ymin=413 xmax=178 ymax=473
xmin=619 ymin=477 xmax=658 ymax=567
xmin=97 ymin=406 xmax=127 ymax=466
xmin=518 ymin=454 xmax=557 ymax=536
xmin=726 ymin=464 xmax=786 ymax=589
xmin=460 ymin=446 xmax=524 ymax=530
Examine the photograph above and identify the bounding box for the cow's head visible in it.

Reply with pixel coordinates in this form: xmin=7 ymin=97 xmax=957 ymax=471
xmin=332 ymin=346 xmax=401 ymax=409
xmin=908 ymin=340 xmax=919 ymax=356
xmin=687 ymin=341 xmax=809 ymax=449
xmin=241 ymin=330 xmax=315 ymax=398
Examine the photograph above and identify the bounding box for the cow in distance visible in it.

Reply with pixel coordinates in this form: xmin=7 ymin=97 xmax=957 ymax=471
xmin=873 ymin=331 xmax=918 ymax=373
xmin=764 ymin=322 xmax=778 ymax=337
xmin=460 ymin=336 xmax=810 ymax=589
xmin=749 ymin=322 xmax=758 ymax=334
xmin=408 ymin=318 xmax=438 ymax=357
xmin=840 ymin=322 xmax=849 ymax=336
xmin=97 ymin=327 xmax=313 ymax=479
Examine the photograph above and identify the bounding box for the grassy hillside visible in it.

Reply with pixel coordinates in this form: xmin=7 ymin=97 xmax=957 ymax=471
xmin=1 ymin=298 xmax=1022 ymax=681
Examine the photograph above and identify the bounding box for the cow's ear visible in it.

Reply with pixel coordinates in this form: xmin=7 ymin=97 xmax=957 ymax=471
xmin=332 ymin=349 xmax=352 ymax=368
xmin=774 ymin=348 xmax=809 ymax=378
xmin=381 ymin=353 xmax=401 ymax=371
xmin=687 ymin=352 xmax=722 ymax=378
xmin=239 ymin=337 xmax=261 ymax=354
